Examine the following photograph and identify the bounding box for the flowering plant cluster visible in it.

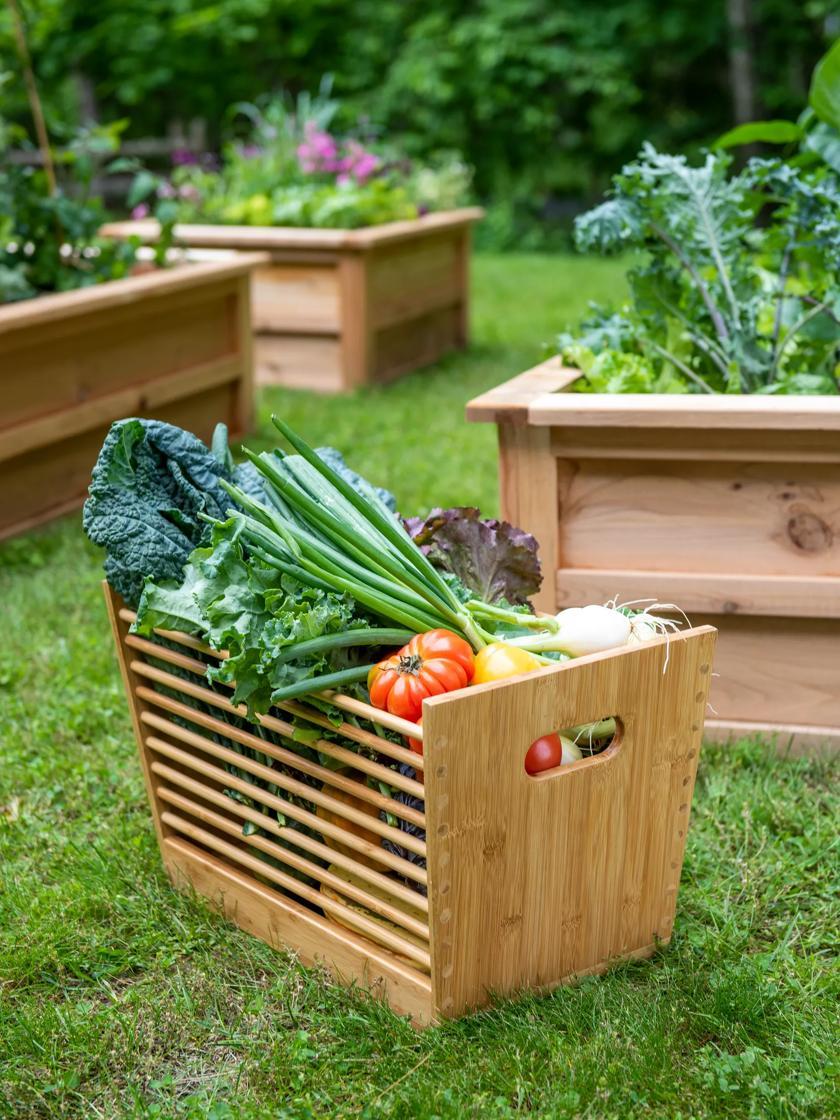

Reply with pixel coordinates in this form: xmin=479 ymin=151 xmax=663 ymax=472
xmin=140 ymin=88 xmax=470 ymax=230
xmin=296 ymin=124 xmax=381 ymax=186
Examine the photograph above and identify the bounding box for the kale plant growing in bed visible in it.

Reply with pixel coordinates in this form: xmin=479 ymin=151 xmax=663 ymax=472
xmin=557 ymin=145 xmax=840 ymax=395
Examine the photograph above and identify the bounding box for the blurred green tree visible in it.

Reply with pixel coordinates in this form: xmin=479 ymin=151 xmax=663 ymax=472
xmin=1 ymin=0 xmax=835 ymax=243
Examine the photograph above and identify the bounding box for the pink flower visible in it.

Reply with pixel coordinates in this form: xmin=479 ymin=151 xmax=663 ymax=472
xmin=297 ymin=126 xmax=340 ymax=174
xmin=131 ymin=203 xmax=149 ymax=220
xmin=351 ymin=152 xmax=380 ymax=184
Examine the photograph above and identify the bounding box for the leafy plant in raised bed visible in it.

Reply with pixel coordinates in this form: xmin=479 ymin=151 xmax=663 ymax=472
xmin=557 ymin=146 xmax=840 ymax=395
xmin=0 ymin=109 xmax=173 ymax=303
xmin=715 ymin=38 xmax=840 ymax=175
xmin=136 ymin=81 xmax=472 ymax=231
xmin=557 ymin=42 xmax=840 ymax=396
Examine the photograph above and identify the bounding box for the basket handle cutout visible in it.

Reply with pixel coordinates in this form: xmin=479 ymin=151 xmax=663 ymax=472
xmin=524 ymin=716 xmax=624 ymax=781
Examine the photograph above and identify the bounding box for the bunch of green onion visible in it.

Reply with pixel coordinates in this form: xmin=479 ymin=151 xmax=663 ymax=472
xmin=215 ymin=418 xmax=551 ymax=699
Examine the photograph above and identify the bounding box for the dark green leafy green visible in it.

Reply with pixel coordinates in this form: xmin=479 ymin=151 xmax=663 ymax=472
xmin=83 ymin=418 xmax=266 ymax=606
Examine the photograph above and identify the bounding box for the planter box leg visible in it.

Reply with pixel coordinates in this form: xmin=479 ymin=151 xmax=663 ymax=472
xmin=498 ymin=424 xmax=560 ymax=614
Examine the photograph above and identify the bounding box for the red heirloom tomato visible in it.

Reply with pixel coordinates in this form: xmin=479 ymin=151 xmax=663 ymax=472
xmin=367 ymin=629 xmax=475 ymax=723
xmin=524 ymin=733 xmax=563 ymax=775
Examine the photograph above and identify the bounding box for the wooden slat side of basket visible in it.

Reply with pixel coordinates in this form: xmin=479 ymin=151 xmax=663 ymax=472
xmin=423 ymin=624 xmax=717 ymax=1019
xmin=104 ymin=583 xmax=434 ymax=1025
xmin=106 ymin=581 xmax=715 ymax=1023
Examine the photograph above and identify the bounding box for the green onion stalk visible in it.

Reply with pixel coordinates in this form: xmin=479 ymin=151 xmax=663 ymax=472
xmin=213 ymin=419 xmax=552 ymax=689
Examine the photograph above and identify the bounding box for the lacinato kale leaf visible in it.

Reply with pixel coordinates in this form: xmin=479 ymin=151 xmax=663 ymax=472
xmin=83 ymin=418 xmax=266 ymax=606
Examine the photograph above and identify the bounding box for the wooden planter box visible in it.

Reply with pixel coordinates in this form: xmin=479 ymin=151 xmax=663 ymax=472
xmin=467 ymin=358 xmax=840 ymax=754
xmin=0 ymin=256 xmax=265 ymax=540
xmin=106 ymin=582 xmax=715 ymax=1024
xmin=101 ymin=209 xmax=483 ymax=393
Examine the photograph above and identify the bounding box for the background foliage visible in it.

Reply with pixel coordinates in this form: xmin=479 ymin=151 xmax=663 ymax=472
xmin=1 ymin=0 xmax=836 ymax=244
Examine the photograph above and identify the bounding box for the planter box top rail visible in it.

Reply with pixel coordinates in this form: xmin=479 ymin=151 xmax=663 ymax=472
xmin=467 ymin=356 xmax=840 ymax=432
xmin=101 ymin=208 xmax=484 ymax=254
xmin=0 ymin=253 xmax=269 ymax=337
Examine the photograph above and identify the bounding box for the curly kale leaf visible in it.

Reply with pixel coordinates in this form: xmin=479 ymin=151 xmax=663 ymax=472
xmin=405 ymin=507 xmax=541 ymax=606
xmin=83 ymin=418 xmax=267 ymax=606
xmin=564 ymin=145 xmax=840 ymax=395
xmin=135 ymin=522 xmax=368 ymax=719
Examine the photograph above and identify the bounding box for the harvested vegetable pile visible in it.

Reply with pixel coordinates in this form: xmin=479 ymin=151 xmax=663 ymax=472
xmin=86 ymin=417 xmax=676 ymax=918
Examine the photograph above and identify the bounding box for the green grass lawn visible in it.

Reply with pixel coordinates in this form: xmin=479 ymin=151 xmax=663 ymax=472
xmin=1 ymin=253 xmax=837 ymax=1120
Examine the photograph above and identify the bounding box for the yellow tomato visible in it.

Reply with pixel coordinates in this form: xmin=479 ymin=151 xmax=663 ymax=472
xmin=473 ymin=642 xmax=543 ymax=684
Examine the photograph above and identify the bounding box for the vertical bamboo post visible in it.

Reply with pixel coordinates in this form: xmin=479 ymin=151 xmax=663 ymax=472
xmin=7 ymin=0 xmax=57 ymax=195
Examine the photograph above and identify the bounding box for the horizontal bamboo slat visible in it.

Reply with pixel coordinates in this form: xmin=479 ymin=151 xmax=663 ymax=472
xmin=139 ymin=717 xmax=425 ymax=857
xmin=140 ymin=703 xmax=425 ymax=829
xmin=155 ymin=787 xmax=429 ymax=941
xmin=140 ymin=682 xmax=424 ymax=798
xmin=144 ymin=732 xmax=426 ymax=886
xmin=159 ymin=809 xmax=431 ymax=970
xmin=120 ymin=615 xmax=425 ymax=750
xmin=149 ymin=759 xmax=427 ymax=911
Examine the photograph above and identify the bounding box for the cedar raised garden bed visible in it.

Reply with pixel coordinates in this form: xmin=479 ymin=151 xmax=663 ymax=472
xmin=0 ymin=255 xmax=265 ymax=540
xmin=467 ymin=357 xmax=840 ymax=754
xmin=100 ymin=209 xmax=483 ymax=393
xmin=106 ymin=581 xmax=715 ymax=1024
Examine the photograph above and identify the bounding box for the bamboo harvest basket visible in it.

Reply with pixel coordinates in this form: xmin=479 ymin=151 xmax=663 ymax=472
xmin=106 ymin=582 xmax=716 ymax=1025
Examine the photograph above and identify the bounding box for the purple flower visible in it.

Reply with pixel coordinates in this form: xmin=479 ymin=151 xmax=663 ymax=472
xmin=131 ymin=203 xmax=150 ymax=220
xmin=171 ymin=147 xmax=199 ymax=167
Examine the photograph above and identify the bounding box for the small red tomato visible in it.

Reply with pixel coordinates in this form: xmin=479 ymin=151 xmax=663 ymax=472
xmin=524 ymin=732 xmax=563 ymax=775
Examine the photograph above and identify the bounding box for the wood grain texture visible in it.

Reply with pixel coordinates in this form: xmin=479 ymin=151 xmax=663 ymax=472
xmin=102 ymin=214 xmax=481 ymax=392
xmin=554 ymin=459 xmax=840 ymax=579
xmin=108 ymin=583 xmax=715 ymax=1022
xmin=423 ymin=626 xmax=716 ymax=1019
xmin=254 ymin=335 xmax=342 ymax=392
xmin=555 ymin=568 xmax=840 ymax=619
xmin=1 ymin=261 xmax=259 ymax=538
xmin=466 ymin=357 xmax=580 ymax=423
xmin=498 ymin=424 xmax=560 ymax=614
xmin=251 ymin=264 xmax=340 ymax=333
xmin=526 ymin=389 xmax=840 ymax=431
xmin=101 ymin=209 xmax=483 ymax=253
xmin=470 ymin=359 xmax=840 ymax=749
xmin=0 ymin=254 xmax=266 ymax=333
xmin=162 ymin=838 xmax=434 ymax=1025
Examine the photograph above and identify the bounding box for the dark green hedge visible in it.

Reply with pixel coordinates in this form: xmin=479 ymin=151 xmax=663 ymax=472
xmin=2 ymin=0 xmax=835 ymax=244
